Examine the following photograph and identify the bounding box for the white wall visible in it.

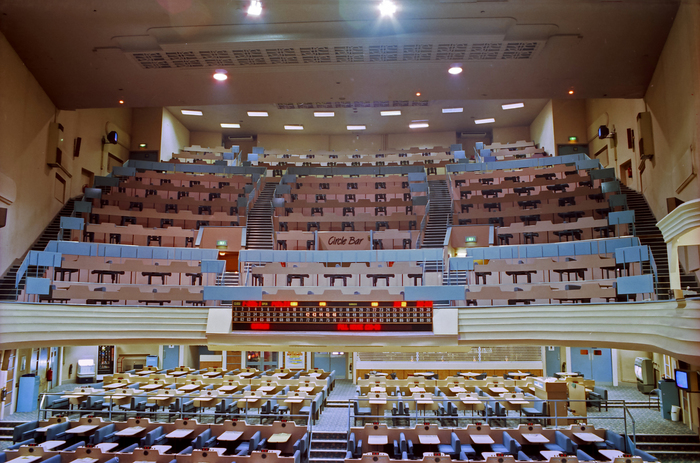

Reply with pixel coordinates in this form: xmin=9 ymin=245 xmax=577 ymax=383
xmin=530 ymin=100 xmax=555 ymax=155
xmin=492 ymin=126 xmax=531 ymax=144
xmin=61 ymin=346 xmax=97 ymax=383
xmin=160 ymin=108 xmax=190 ymax=161
xmin=190 ymin=131 xmax=223 ymax=149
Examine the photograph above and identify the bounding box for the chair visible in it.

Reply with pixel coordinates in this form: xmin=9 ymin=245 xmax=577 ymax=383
xmin=12 ymin=421 xmax=39 ymax=443
xmin=437 ymin=432 xmax=461 ymax=458
xmin=543 ymin=431 xmax=578 ymax=454
xmin=588 ymin=386 xmax=608 ymax=411
xmin=353 ymin=400 xmax=372 ymax=425
xmin=490 ymin=431 xmax=522 ymax=456
xmin=63 ymin=441 xmax=86 ymax=452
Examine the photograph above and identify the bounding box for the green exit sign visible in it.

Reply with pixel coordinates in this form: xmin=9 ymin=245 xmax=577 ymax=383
xmin=568 ymin=136 xmax=578 ymax=142
xmin=465 ymin=236 xmax=477 ymax=243
xmin=216 ymin=240 xmax=227 ymax=247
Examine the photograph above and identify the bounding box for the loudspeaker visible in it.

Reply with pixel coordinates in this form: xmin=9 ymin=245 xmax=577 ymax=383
xmin=73 ymin=137 xmax=82 ymax=157
xmin=597 ymin=125 xmax=610 ymax=139
xmin=0 ymin=208 xmax=7 ymax=228
xmin=626 ymin=129 xmax=634 ymax=150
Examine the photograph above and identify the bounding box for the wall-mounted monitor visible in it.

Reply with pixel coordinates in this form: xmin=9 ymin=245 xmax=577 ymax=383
xmin=675 ymin=369 xmax=690 ymax=390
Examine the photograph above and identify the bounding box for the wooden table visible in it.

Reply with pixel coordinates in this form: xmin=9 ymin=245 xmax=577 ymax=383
xmin=489 ymin=387 xmax=509 ymax=394
xmin=470 ymin=435 xmax=495 ymax=445
xmin=140 ymin=384 xmax=163 ymax=391
xmin=268 ymin=433 xmax=292 ymax=444
xmin=116 ymin=426 xmax=147 ymax=437
xmin=460 ymin=372 xmax=480 ymax=377
xmin=218 ymin=385 xmax=238 ymax=393
xmin=193 ymin=397 xmax=216 ymax=408
xmin=104 ymin=382 xmax=129 ymax=390
xmin=70 ymin=458 xmax=98 ymax=463
xmin=409 ymin=387 xmax=426 ymax=393
xmin=65 ymin=425 xmax=99 ymax=435
xmin=573 ymin=432 xmax=604 ymax=443
xmin=217 ymin=431 xmax=244 ymax=442
xmin=38 ymin=440 xmax=65 ymax=450
xmin=369 ymin=398 xmax=387 ymax=417
xmin=521 ymin=433 xmax=549 ymax=444
xmin=599 ymin=449 xmax=625 ymax=460
xmin=170 ymin=371 xmax=189 ymax=377
xmin=150 ymin=445 xmax=172 ymax=453
xmin=370 ymin=387 xmax=386 ymax=393
xmin=258 ymin=386 xmax=276 ymax=393
xmin=556 ymin=372 xmax=579 ymax=377
xmin=284 ymin=397 xmax=305 ymax=415
xmin=449 ymin=387 xmax=467 ymax=393
xmin=541 ymin=450 xmax=566 ymax=459
xmin=95 ymin=442 xmax=119 ymax=452
xmin=508 ymin=372 xmax=530 ymax=378
xmin=7 ymin=457 xmax=41 ymax=463
xmin=178 ymin=384 xmax=201 ymax=392
xmin=166 ymin=429 xmax=194 ymax=439
xmin=417 ymin=435 xmax=441 ymax=445
xmin=204 ymin=448 xmax=227 ymax=455
xmin=203 ymin=372 xmax=221 ymax=378
xmin=367 ymin=435 xmax=388 ymax=451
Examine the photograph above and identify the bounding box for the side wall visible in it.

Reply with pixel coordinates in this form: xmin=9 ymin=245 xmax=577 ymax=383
xmin=529 ymin=100 xmax=555 ymax=155
xmin=160 ymin=108 xmax=190 ymax=161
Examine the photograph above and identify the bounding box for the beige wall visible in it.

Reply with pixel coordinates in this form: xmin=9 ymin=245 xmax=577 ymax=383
xmin=640 ymin=2 xmax=700 ymax=219
xmin=160 ymin=108 xmax=190 ymax=161
xmin=0 ymin=31 xmax=132 ymax=275
xmin=257 ymin=134 xmax=329 ymax=151
xmin=131 ymin=107 xmax=163 ymax=152
xmin=190 ymin=131 xmax=223 ymax=149
xmin=617 ymin=349 xmax=654 ymax=384
xmin=492 ymin=126 xmax=531 ymax=144
xmin=61 ymin=346 xmax=97 ymax=383
xmin=258 ymin=132 xmax=456 ymax=153
xmin=329 ymin=134 xmax=384 ymax=151
xmin=586 ymin=98 xmax=647 ymax=191
xmin=386 ymin=131 xmax=456 ymax=150
xmin=552 ymin=99 xmax=588 ymax=149
xmin=530 ymin=100 xmax=555 ymax=155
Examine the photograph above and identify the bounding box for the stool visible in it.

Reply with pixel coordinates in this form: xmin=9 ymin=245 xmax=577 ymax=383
xmin=121 ymin=216 xmax=136 ymax=225
xmin=375 ymin=182 xmax=386 ymax=189
xmin=479 ymin=178 xmax=494 ymax=185
xmin=373 ymin=239 xmax=384 ymax=249
xmin=455 ymin=179 xmax=465 ymax=187
xmin=160 ymin=218 xmax=174 ymax=227
xmin=284 ymin=207 xmax=293 ymax=216
xmin=498 ymin=233 xmax=513 ymax=245
xmin=343 ymin=207 xmax=355 ymax=216
xmin=594 ymin=226 xmax=615 ymax=238
xmin=408 ymin=220 xmax=417 ymax=230
xmin=189 ymin=180 xmax=200 ymax=187
xmin=376 ymin=221 xmax=389 ymax=231
xmin=89 ymin=213 xmax=100 ymax=224
xmin=277 ymin=240 xmax=287 ymax=250
xmin=405 ymin=205 xmax=413 ymax=214
xmin=459 ymin=219 xmax=472 ymax=225
xmin=198 ymin=205 xmax=212 ymax=215
xmin=315 ymin=194 xmax=326 ymax=202
xmin=165 ymin=204 xmax=178 ymax=213
xmin=518 ymin=200 xmax=541 ymax=209
xmin=504 ymin=176 xmax=520 ymax=183
xmin=375 ymin=207 xmax=387 ymax=216
xmin=306 ymin=240 xmax=315 ymax=250
xmin=461 ymin=204 xmax=473 ymax=213
xmin=554 ymin=229 xmax=582 ymax=241
xmin=558 ymin=196 xmax=576 ymax=207
xmin=403 ymin=239 xmax=412 ymax=249
xmin=347 ymin=183 xmax=358 ymax=189
xmin=307 ymin=222 xmax=320 ymax=231
xmin=488 ymin=217 xmax=504 ymax=227
xmin=272 ymin=169 xmax=283 ymax=177
xmin=177 ymin=191 xmax=189 ymax=199
xmin=185 ymin=237 xmax=194 ymax=247
xmin=230 ymin=221 xmax=239 ymax=226
xmin=320 ymin=183 xmax=330 ymax=190
xmin=427 ymin=167 xmax=437 ymax=175
xmin=161 ymin=179 xmax=172 ymax=185
xmin=535 ymin=173 xmax=556 ymax=180
xmin=100 ymin=199 xmax=109 ymax=207
xmin=147 ymin=235 xmax=162 ymax=246
xmin=219 ymin=181 xmax=229 ymax=188
xmin=514 ymin=187 xmax=534 ymax=196
xmin=311 ymin=207 xmax=324 ymax=216
xmin=209 ymin=192 xmax=221 ymax=200
xmin=279 ymin=222 xmax=288 ymax=231
xmin=345 ymin=194 xmax=356 ymax=202
xmin=460 ymin=191 xmax=471 ymax=199
xmin=520 ymin=215 xmax=540 ymax=225
xmin=475 ymin=272 xmax=491 ymax=284
xmin=109 ymin=233 xmax=121 ymax=244
xmin=375 ymin=193 xmax=387 ymax=202
xmin=485 ymin=202 xmax=501 ymax=212
xmin=83 ymin=231 xmax=95 ymax=242
xmin=579 ymin=180 xmax=593 ymax=188
xmin=145 ymin=189 xmax=157 ymax=197
xmin=401 ymin=181 xmax=409 ymax=189
xmin=342 ymin=222 xmax=355 ymax=231
xmin=229 ymin=206 xmax=238 ymax=216
xmin=196 ymin=220 xmax=209 ymax=229
xmin=523 ymin=232 xmax=539 ymax=244
xmin=403 ymin=192 xmax=412 ymax=201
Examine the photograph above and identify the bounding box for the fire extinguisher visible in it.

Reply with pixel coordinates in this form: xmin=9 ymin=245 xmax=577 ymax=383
xmin=627 ymin=166 xmax=633 ymax=178
xmin=46 ymin=367 xmax=53 ymax=382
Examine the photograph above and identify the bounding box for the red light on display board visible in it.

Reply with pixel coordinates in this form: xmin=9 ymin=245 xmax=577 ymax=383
xmin=337 ymin=324 xmax=381 ymax=331
xmin=243 ymin=300 xmax=259 ymax=307
xmin=251 ymin=323 xmax=270 ymax=330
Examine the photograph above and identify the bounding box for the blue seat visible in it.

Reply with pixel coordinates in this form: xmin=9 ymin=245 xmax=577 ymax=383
xmin=7 ymin=438 xmax=35 ymax=450
xmin=46 ymin=422 xmax=70 ymax=441
xmin=625 ymin=435 xmax=658 ymax=461
xmin=353 ymin=400 xmax=371 ymax=425
xmin=235 ymin=430 xmax=261 ymax=456
xmin=103 ymin=457 xmax=120 ymax=463
xmin=543 ymin=431 xmax=578 ymax=454
xmin=577 ymin=449 xmax=596 ymax=461
xmin=191 ymin=428 xmax=216 ymax=449
xmin=119 ymin=443 xmax=139 ymax=453
xmin=490 ymin=431 xmax=522 ymax=456
xmin=12 ymin=421 xmax=39 ymax=443
xmin=64 ymin=440 xmax=86 ymax=451
xmin=42 ymin=456 xmax=62 ymax=463
xmin=89 ymin=424 xmax=116 ymax=444
xmin=437 ymin=432 xmax=461 ymax=458
xmin=517 ymin=450 xmax=533 ymax=461
xmin=178 ymin=446 xmax=193 ymax=455
xmin=140 ymin=426 xmax=166 ymax=447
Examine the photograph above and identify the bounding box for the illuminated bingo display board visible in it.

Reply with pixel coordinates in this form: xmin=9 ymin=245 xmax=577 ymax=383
xmin=232 ymin=300 xmax=433 ymax=332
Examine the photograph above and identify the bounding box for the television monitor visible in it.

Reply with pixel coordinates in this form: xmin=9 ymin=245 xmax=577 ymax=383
xmin=675 ymin=369 xmax=690 ymax=390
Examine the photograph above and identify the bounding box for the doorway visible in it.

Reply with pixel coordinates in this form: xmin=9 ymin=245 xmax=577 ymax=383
xmin=246 ymin=351 xmax=279 ymax=371
xmin=545 ymin=347 xmax=561 ymax=377
xmin=571 ymin=348 xmax=613 ymax=383
xmin=619 ymin=160 xmax=633 ymax=187
xmin=162 ymin=345 xmax=180 ymax=370
xmin=313 ymin=352 xmax=347 ymax=379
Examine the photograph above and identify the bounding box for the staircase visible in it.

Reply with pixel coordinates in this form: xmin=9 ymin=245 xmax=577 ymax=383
xmin=245 ymin=182 xmax=276 ymax=250
xmin=420 ymin=179 xmax=452 ymax=248
xmin=0 ymin=198 xmax=77 ymax=301
xmin=0 ymin=421 xmax=22 ymax=442
xmin=621 ymin=185 xmax=700 ymax=299
xmin=308 ymin=431 xmax=348 ymax=463
xmin=635 ymin=434 xmax=700 ymax=462
xmin=216 ymin=271 xmax=240 ymax=287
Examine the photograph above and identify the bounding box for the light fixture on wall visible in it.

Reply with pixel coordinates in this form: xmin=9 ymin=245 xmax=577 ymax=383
xmin=248 ymin=0 xmax=262 ymax=16
xmin=378 ymin=0 xmax=397 ymax=16
xmin=213 ymin=70 xmax=228 ymax=81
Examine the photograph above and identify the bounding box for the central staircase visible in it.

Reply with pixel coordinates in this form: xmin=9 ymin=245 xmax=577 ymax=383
xmin=308 ymin=431 xmax=348 ymax=463
xmin=420 ymin=179 xmax=452 ymax=249
xmin=245 ymin=183 xmax=276 ymax=250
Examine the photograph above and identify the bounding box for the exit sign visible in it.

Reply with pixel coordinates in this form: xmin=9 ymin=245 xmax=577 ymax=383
xmin=465 ymin=236 xmax=477 ymax=243
xmin=216 ymin=240 xmax=227 ymax=247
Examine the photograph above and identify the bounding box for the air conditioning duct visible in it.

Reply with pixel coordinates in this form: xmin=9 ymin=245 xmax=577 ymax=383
xmin=458 ymin=132 xmax=487 ymax=138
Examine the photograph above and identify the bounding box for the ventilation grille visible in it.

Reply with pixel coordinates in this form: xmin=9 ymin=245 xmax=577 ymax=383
xmin=128 ymin=40 xmax=544 ymax=70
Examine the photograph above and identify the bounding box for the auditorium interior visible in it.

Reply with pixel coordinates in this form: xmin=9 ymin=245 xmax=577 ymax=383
xmin=0 ymin=1 xmax=699 ymax=462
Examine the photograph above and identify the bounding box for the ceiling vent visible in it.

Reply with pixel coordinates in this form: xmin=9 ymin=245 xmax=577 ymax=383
xmin=459 ymin=131 xmax=488 ymax=138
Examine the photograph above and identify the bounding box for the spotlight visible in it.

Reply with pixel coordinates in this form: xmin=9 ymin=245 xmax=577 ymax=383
xmin=213 ymin=70 xmax=228 ymax=81
xmin=415 ymin=92 xmax=421 ymax=97
xmin=568 ymin=90 xmax=575 ymax=95
xmin=378 ymin=0 xmax=396 ymax=16
xmin=247 ymin=0 xmax=262 ymax=16
xmin=448 ymin=66 xmax=463 ymax=75
xmin=118 ymin=100 xmax=124 ymax=104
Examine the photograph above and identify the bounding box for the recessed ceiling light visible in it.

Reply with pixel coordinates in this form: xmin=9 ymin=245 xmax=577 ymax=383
xmin=247 ymin=0 xmax=262 ymax=16
xmin=284 ymin=125 xmax=304 ymax=130
xmin=347 ymin=125 xmax=366 ymax=130
xmin=378 ymin=0 xmax=397 ymax=16
xmin=448 ymin=66 xmax=463 ymax=75
xmin=568 ymin=90 xmax=575 ymax=95
xmin=442 ymin=107 xmax=463 ymax=114
xmin=409 ymin=122 xmax=429 ymax=129
xmin=220 ymin=123 xmax=241 ymax=128
xmin=118 ymin=100 xmax=124 ymax=105
xmin=380 ymin=110 xmax=401 ymax=116
xmin=213 ymin=70 xmax=228 ymax=81
xmin=415 ymin=92 xmax=421 ymax=97
xmin=247 ymin=111 xmax=268 ymax=117
xmin=181 ymin=110 xmax=203 ymax=116
xmin=314 ymin=112 xmax=335 ymax=117
xmin=502 ymin=103 xmax=525 ymax=110
xmin=474 ymin=118 xmax=495 ymax=124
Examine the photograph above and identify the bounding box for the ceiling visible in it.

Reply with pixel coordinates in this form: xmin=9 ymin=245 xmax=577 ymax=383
xmin=0 ymin=0 xmax=680 ymax=135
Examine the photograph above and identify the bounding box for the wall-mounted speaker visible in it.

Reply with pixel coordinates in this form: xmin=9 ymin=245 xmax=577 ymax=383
xmin=73 ymin=137 xmax=82 ymax=157
xmin=626 ymin=129 xmax=635 ymax=150
xmin=0 ymin=208 xmax=7 ymax=228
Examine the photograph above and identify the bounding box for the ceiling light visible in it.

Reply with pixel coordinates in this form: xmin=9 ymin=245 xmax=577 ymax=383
xmin=474 ymin=118 xmax=495 ymax=124
xmin=381 ymin=110 xmax=401 ymax=116
xmin=409 ymin=122 xmax=429 ymax=129
xmin=378 ymin=0 xmax=397 ymax=16
xmin=220 ymin=123 xmax=241 ymax=128
xmin=448 ymin=66 xmax=463 ymax=75
xmin=118 ymin=100 xmax=124 ymax=105
xmin=415 ymin=92 xmax=421 ymax=97
xmin=502 ymin=103 xmax=525 ymax=110
xmin=347 ymin=125 xmax=366 ymax=130
xmin=568 ymin=90 xmax=575 ymax=95
xmin=247 ymin=0 xmax=262 ymax=16
xmin=213 ymin=70 xmax=228 ymax=81
xmin=442 ymin=107 xmax=463 ymax=114
xmin=284 ymin=125 xmax=304 ymax=130
xmin=247 ymin=111 xmax=268 ymax=117
xmin=181 ymin=110 xmax=203 ymax=116
xmin=314 ymin=112 xmax=335 ymax=117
